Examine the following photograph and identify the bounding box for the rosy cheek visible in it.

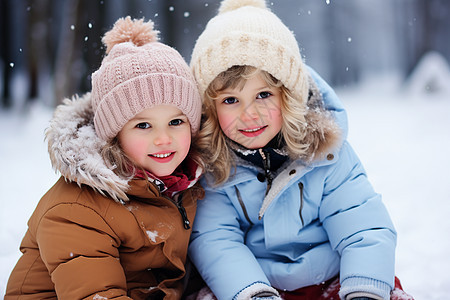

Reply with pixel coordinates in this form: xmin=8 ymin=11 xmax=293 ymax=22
xmin=178 ymin=134 xmax=191 ymax=156
xmin=122 ymin=138 xmax=147 ymax=161
xmin=217 ymin=114 xmax=235 ymax=135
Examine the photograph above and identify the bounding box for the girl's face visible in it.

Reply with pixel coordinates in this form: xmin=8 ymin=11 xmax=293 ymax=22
xmin=215 ymin=74 xmax=283 ymax=149
xmin=118 ymin=105 xmax=191 ymax=177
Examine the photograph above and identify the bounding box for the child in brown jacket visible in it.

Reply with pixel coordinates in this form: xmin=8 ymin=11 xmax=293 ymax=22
xmin=5 ymin=17 xmax=204 ymax=299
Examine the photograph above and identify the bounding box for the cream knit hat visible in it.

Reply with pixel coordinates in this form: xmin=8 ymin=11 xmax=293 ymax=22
xmin=190 ymin=0 xmax=309 ymax=104
xmin=92 ymin=17 xmax=201 ymax=141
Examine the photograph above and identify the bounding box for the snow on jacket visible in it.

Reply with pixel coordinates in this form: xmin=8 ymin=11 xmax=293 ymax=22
xmin=188 ymin=68 xmax=397 ymax=300
xmin=5 ymin=93 xmax=204 ymax=300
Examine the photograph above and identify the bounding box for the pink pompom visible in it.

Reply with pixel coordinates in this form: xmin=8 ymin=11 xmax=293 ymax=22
xmin=102 ymin=16 xmax=159 ymax=54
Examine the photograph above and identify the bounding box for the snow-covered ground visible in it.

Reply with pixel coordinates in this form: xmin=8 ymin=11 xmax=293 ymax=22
xmin=0 ymin=74 xmax=449 ymax=299
xmin=340 ymin=75 xmax=450 ymax=299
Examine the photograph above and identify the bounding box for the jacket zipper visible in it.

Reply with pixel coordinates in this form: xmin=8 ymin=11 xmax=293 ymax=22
xmin=177 ymin=199 xmax=191 ymax=230
xmin=259 ymin=149 xmax=273 ymax=195
xmin=298 ymin=182 xmax=305 ymax=226
xmin=235 ymin=186 xmax=253 ymax=243
xmin=162 ymin=193 xmax=191 ymax=230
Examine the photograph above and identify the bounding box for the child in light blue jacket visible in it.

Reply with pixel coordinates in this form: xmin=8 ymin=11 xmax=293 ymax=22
xmin=187 ymin=1 xmax=414 ymax=300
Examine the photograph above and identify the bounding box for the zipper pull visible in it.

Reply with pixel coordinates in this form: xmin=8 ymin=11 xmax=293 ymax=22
xmin=259 ymin=149 xmax=273 ymax=194
xmin=176 ymin=199 xmax=191 ymax=230
xmin=169 ymin=193 xmax=191 ymax=230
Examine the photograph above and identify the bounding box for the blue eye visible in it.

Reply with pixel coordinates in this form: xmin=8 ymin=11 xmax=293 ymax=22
xmin=257 ymin=91 xmax=272 ymax=99
xmin=169 ymin=119 xmax=184 ymax=126
xmin=223 ymin=97 xmax=238 ymax=104
xmin=136 ymin=122 xmax=150 ymax=129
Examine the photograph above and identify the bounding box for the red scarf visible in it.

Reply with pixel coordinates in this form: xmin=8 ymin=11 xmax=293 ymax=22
xmin=136 ymin=158 xmax=201 ymax=197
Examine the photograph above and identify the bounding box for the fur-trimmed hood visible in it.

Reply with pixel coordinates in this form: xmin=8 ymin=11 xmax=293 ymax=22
xmin=298 ymin=73 xmax=343 ymax=162
xmin=46 ymin=93 xmax=130 ymax=202
xmin=292 ymin=66 xmax=348 ymax=161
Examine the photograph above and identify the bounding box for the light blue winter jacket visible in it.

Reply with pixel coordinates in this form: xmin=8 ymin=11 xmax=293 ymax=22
xmin=189 ymin=68 xmax=397 ymax=300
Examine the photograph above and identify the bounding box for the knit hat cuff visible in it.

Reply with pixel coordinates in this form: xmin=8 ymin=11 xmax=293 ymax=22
xmin=94 ymin=73 xmax=201 ymax=141
xmin=192 ymin=31 xmax=307 ymax=100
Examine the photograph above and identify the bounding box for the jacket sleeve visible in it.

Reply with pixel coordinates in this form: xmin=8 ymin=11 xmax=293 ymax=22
xmin=320 ymin=141 xmax=397 ymax=300
xmin=189 ymin=183 xmax=272 ymax=300
xmin=36 ymin=202 xmax=132 ymax=300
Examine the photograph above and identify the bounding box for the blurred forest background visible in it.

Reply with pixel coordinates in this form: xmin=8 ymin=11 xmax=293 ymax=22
xmin=0 ymin=0 xmax=449 ymax=110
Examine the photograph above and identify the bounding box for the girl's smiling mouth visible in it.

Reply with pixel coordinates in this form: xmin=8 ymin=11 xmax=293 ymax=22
xmin=239 ymin=125 xmax=268 ymax=137
xmin=148 ymin=152 xmax=175 ymax=162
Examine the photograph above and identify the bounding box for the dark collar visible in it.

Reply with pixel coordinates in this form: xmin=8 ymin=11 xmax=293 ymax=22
xmin=227 ymin=135 xmax=289 ymax=172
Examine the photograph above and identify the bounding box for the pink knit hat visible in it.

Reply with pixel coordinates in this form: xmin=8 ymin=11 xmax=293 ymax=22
xmin=91 ymin=17 xmax=201 ymax=141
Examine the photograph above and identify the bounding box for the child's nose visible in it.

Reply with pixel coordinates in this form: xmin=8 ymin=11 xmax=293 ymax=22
xmin=153 ymin=129 xmax=172 ymax=145
xmin=241 ymin=102 xmax=259 ymax=121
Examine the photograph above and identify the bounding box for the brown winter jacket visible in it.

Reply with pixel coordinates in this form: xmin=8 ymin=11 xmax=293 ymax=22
xmin=5 ymin=94 xmax=204 ymax=300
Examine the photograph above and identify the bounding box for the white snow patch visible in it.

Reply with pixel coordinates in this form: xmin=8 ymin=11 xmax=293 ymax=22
xmin=146 ymin=230 xmax=158 ymax=243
